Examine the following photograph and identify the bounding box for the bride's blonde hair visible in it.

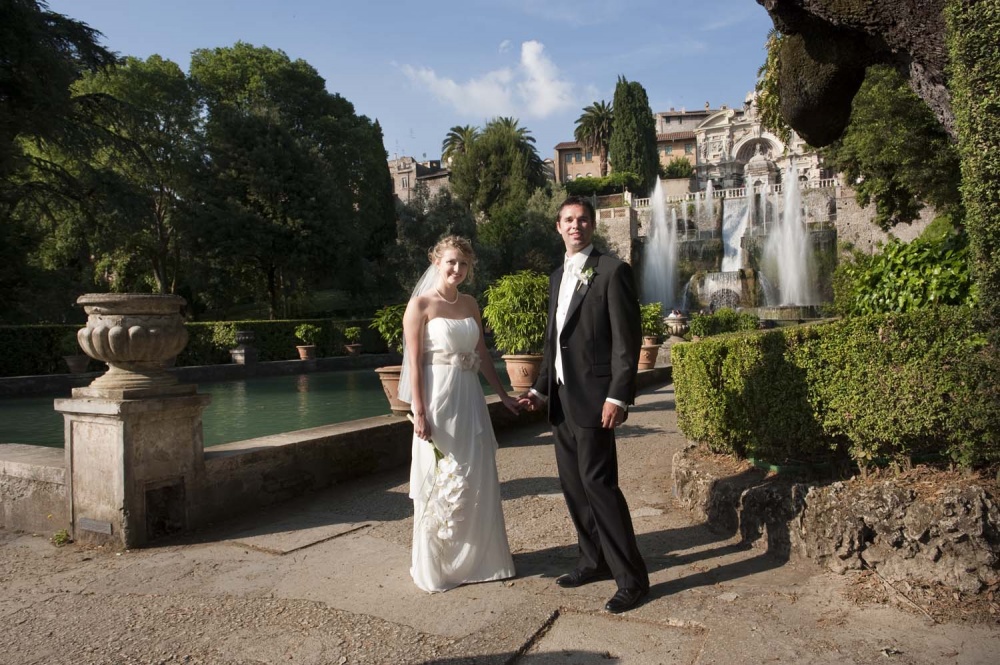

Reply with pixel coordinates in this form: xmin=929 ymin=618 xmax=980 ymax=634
xmin=429 ymin=235 xmax=476 ymax=282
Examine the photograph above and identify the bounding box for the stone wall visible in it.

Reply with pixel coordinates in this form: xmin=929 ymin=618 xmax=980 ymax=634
xmin=672 ymin=446 xmax=1000 ymax=594
xmin=596 ymin=206 xmax=637 ymax=264
xmin=834 ymin=185 xmax=935 ymax=254
xmin=0 ymin=444 xmax=67 ymax=533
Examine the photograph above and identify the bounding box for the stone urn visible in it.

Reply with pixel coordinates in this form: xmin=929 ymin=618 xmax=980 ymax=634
xmin=74 ymin=293 xmax=193 ymax=399
xmin=665 ymin=314 xmax=689 ymax=337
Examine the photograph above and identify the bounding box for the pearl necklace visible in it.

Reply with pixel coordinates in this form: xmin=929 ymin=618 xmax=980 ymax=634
xmin=435 ymin=287 xmax=459 ymax=305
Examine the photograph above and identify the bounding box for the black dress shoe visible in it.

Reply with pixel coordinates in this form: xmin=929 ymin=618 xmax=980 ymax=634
xmin=555 ymin=568 xmax=613 ymax=588
xmin=604 ymin=587 xmax=648 ymax=614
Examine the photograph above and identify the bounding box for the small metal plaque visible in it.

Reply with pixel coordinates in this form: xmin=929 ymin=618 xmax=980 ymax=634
xmin=78 ymin=517 xmax=113 ymax=534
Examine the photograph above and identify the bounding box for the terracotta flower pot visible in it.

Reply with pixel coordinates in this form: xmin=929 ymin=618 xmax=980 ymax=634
xmin=297 ymin=345 xmax=316 ymax=360
xmin=638 ymin=344 xmax=660 ymax=370
xmin=375 ymin=365 xmax=410 ymax=416
xmin=501 ymin=354 xmax=543 ymax=394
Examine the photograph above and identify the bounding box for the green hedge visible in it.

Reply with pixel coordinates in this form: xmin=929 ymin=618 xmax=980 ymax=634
xmin=0 ymin=318 xmax=386 ymax=377
xmin=0 ymin=325 xmax=83 ymax=377
xmin=688 ymin=308 xmax=760 ymax=338
xmin=673 ymin=307 xmax=999 ymax=469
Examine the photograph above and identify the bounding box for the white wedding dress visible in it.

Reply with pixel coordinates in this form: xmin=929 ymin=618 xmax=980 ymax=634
xmin=409 ymin=317 xmax=515 ymax=593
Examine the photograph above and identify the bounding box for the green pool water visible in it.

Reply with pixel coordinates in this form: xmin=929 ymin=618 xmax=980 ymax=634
xmin=0 ymin=366 xmax=510 ymax=448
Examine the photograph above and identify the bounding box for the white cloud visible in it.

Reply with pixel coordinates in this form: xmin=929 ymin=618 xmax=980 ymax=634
xmin=517 ymin=41 xmax=575 ymax=117
xmin=498 ymin=39 xmax=512 ymax=53
xmin=400 ymin=40 xmax=576 ymax=120
xmin=400 ymin=64 xmax=516 ymax=117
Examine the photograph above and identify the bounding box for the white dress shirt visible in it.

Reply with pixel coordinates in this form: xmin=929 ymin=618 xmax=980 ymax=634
xmin=534 ymin=245 xmax=625 ymax=410
xmin=555 ymin=247 xmax=593 ymax=384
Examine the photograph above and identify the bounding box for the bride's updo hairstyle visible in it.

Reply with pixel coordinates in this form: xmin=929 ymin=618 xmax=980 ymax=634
xmin=429 ymin=235 xmax=476 ymax=283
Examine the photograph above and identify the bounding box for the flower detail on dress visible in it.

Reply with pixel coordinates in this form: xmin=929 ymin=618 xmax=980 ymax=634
xmin=429 ymin=350 xmax=481 ymax=373
xmin=425 ymin=451 xmax=467 ymax=541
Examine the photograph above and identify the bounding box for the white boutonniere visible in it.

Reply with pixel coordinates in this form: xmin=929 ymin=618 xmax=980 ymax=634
xmin=576 ymin=266 xmax=595 ymax=290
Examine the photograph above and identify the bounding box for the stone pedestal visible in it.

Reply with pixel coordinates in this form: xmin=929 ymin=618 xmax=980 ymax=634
xmin=55 ymin=394 xmax=211 ymax=548
xmin=55 ymin=292 xmax=211 ymax=548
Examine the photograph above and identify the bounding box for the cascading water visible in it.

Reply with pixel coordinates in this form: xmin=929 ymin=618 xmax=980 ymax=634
xmin=764 ymin=160 xmax=816 ymax=305
xmin=704 ymin=179 xmax=715 ymax=225
xmin=641 ymin=179 xmax=679 ymax=310
xmin=721 ymin=186 xmax=752 ymax=272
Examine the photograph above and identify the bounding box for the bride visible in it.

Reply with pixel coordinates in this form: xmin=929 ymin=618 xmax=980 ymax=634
xmin=400 ymin=235 xmax=520 ymax=593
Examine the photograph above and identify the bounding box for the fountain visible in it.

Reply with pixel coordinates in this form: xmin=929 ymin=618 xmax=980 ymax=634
xmin=642 ymin=179 xmax=679 ymax=311
xmin=763 ymin=160 xmax=817 ymax=306
xmin=704 ymin=179 xmax=715 ymax=227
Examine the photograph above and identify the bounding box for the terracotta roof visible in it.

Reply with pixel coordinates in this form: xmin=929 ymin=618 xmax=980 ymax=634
xmin=554 ymin=141 xmax=582 ymax=150
xmin=657 ymin=131 xmax=696 ymax=141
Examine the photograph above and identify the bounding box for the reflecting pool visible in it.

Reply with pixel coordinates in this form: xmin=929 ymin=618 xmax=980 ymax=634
xmin=0 ymin=366 xmax=510 ymax=448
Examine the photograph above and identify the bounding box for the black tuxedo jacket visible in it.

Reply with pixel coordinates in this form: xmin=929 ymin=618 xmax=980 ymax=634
xmin=532 ymin=249 xmax=641 ymax=428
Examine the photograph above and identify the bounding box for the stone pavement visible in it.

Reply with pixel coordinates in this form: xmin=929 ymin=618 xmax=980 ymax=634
xmin=2 ymin=382 xmax=998 ymax=664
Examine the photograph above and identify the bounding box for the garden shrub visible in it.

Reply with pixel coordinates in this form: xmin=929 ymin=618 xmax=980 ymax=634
xmin=835 ymin=231 xmax=978 ymax=316
xmin=673 ymin=326 xmax=833 ymax=462
xmin=673 ymin=306 xmax=999 ymax=469
xmin=688 ymin=308 xmax=760 ymax=338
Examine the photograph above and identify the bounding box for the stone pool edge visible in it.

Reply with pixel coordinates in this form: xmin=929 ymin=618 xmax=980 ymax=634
xmin=0 ymin=366 xmax=672 ymax=540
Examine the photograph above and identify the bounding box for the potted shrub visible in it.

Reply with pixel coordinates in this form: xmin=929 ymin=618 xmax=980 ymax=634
xmin=482 ymin=270 xmax=550 ymax=393
xmin=369 ymin=304 xmax=408 ymax=416
xmin=59 ymin=330 xmax=91 ymax=374
xmin=294 ymin=323 xmax=322 ymax=360
xmin=343 ymin=326 xmax=362 ymax=356
xmin=639 ymin=302 xmax=666 ymax=370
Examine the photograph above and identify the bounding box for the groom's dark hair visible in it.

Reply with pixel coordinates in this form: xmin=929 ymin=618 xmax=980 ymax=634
xmin=556 ymin=195 xmax=596 ymax=223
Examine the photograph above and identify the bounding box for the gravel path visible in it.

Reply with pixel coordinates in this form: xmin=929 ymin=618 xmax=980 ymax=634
xmin=2 ymin=382 xmax=998 ymax=664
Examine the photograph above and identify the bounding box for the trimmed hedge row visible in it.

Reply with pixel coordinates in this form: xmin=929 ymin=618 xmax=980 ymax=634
xmin=0 ymin=318 xmax=387 ymax=377
xmin=672 ymin=306 xmax=1000 ymax=469
xmin=688 ymin=308 xmax=760 ymax=338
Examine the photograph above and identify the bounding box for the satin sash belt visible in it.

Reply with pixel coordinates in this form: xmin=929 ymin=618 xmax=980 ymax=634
xmin=425 ymin=350 xmax=481 ymax=372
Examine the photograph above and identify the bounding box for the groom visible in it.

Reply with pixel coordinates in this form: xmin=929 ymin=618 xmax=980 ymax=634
xmin=520 ymin=195 xmax=649 ymax=613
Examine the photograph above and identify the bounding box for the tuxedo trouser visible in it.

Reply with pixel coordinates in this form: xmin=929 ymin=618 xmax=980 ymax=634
xmin=552 ymin=383 xmax=649 ymax=591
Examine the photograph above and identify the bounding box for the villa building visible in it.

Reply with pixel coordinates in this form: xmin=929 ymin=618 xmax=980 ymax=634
xmin=386 ymin=156 xmax=450 ymax=203
xmin=553 ymin=94 xmax=828 ymax=193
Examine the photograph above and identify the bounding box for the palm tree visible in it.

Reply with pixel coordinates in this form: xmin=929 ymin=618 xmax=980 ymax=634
xmin=487 ymin=116 xmax=536 ymax=144
xmin=441 ymin=125 xmax=479 ymax=164
xmin=485 ymin=116 xmax=544 ymax=183
xmin=574 ymin=100 xmax=614 ymax=176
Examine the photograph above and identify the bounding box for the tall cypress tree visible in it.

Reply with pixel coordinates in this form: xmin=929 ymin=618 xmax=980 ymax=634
xmin=608 ymin=76 xmax=659 ymax=195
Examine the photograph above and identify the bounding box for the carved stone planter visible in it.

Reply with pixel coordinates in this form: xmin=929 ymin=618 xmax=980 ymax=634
xmin=74 ymin=293 xmax=193 ymax=398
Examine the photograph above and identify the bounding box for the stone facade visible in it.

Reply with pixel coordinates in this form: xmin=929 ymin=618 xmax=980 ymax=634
xmin=387 ymin=156 xmax=450 ymax=204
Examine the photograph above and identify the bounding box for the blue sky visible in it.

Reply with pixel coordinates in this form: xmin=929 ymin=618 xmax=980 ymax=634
xmin=47 ymin=0 xmax=776 ymax=162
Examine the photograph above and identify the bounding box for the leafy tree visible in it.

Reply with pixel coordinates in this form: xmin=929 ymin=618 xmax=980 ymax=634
xmin=662 ymin=156 xmax=694 ymax=179
xmin=68 ymin=55 xmax=200 ymax=294
xmin=574 ymin=100 xmax=613 ymax=177
xmin=441 ymin=124 xmax=478 ymax=164
xmin=0 ymin=0 xmax=116 ymax=181
xmin=608 ymin=76 xmax=658 ymax=195
xmin=391 ymin=187 xmax=477 ymax=294
xmin=189 ymin=43 xmax=392 ymax=318
xmin=448 ymin=117 xmax=545 ymax=218
xmin=0 ymin=0 xmax=116 ymax=321
xmin=754 ymin=29 xmax=792 ymax=145
xmin=819 ymin=65 xmax=962 ymax=230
